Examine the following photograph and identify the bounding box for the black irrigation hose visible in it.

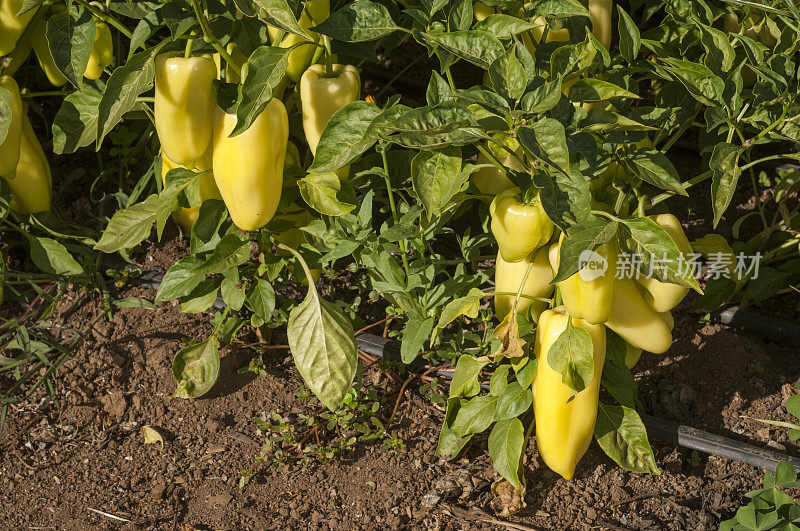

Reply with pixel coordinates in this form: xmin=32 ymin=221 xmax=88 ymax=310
xmin=106 ymin=260 xmax=800 ymax=473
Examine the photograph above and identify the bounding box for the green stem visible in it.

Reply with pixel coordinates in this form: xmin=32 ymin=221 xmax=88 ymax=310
xmin=740 ymin=153 xmax=800 ymax=171
xmin=73 ymin=0 xmax=133 ymax=39
xmin=511 ymin=258 xmax=536 ymax=316
xmin=20 ymin=91 xmax=69 ymax=98
xmin=381 ymin=149 xmax=411 ymax=278
xmin=190 ymin=0 xmax=241 ymax=75
xmin=276 ymin=243 xmax=315 ymax=286
xmin=444 ymin=68 xmax=456 ymax=91
xmin=649 ymin=170 xmax=713 ymax=207
xmin=184 ymin=38 xmax=194 ymax=59
xmin=323 ymin=35 xmax=334 ymax=78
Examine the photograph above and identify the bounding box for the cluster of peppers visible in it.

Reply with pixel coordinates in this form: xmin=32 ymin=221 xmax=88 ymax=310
xmin=153 ymin=0 xmax=360 ymax=269
xmin=487 ymin=154 xmax=690 ymax=481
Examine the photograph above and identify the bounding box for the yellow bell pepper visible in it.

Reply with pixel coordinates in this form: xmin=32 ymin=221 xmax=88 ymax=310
xmin=624 ymin=311 xmax=673 ymax=368
xmin=5 ymin=112 xmax=52 ymax=214
xmin=494 ymin=246 xmax=554 ymax=323
xmin=212 ymin=97 xmax=288 ymax=231
xmin=471 ymin=134 xmax=521 ymax=198
xmin=161 ymin=147 xmax=222 ymax=233
xmin=549 ymin=235 xmax=618 ymax=324
xmin=534 ymin=307 xmax=606 ymax=480
xmin=268 ymin=0 xmax=330 ymax=82
xmin=473 ymin=1 xmax=495 ymax=21
xmin=0 ymin=0 xmax=38 ymax=56
xmin=635 ymin=213 xmax=692 ymax=313
xmin=490 ymin=187 xmax=554 ymax=263
xmin=154 ymin=53 xmax=217 ymax=168
xmin=522 ymin=0 xmax=612 ymax=52
xmin=83 ymin=21 xmax=113 ymax=80
xmin=300 ymin=63 xmax=360 ymax=180
xmin=605 ymin=277 xmax=672 ymax=354
xmin=0 ymin=75 xmax=23 ymax=178
xmin=30 ymin=15 xmax=68 ymax=87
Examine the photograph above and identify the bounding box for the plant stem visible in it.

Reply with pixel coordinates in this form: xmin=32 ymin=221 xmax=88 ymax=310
xmin=381 ymin=149 xmax=411 ymax=278
xmin=185 ymin=38 xmax=194 ymax=59
xmin=190 ymin=0 xmax=241 ymax=75
xmin=20 ymin=91 xmax=69 ymax=98
xmin=74 ymin=0 xmax=133 ymax=38
xmin=649 ymin=170 xmax=713 ymax=207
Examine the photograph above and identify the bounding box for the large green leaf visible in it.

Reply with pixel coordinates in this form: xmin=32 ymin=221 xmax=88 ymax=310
xmin=594 ymin=403 xmax=659 ymax=474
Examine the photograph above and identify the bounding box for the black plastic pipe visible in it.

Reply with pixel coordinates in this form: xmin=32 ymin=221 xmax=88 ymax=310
xmin=108 ymin=260 xmax=800 ymax=472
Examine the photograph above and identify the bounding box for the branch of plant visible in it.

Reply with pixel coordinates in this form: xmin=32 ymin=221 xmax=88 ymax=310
xmin=73 ymin=0 xmax=133 ymax=39
xmin=190 ymin=0 xmax=241 ymax=75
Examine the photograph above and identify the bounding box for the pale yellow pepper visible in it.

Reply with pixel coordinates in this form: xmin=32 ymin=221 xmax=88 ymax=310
xmin=267 ymin=0 xmax=330 ymax=82
xmin=605 ymin=277 xmax=672 ymax=354
xmin=0 ymin=0 xmax=39 ymax=56
xmin=635 ymin=213 xmax=692 ymax=313
xmin=161 ymin=147 xmax=222 ymax=233
xmin=6 ymin=113 xmax=52 ymax=214
xmin=624 ymin=311 xmax=673 ymax=368
xmin=494 ymin=247 xmax=554 ymax=323
xmin=0 ymin=75 xmax=23 ymax=178
xmin=83 ymin=21 xmax=113 ymax=80
xmin=534 ymin=307 xmax=606 ymax=480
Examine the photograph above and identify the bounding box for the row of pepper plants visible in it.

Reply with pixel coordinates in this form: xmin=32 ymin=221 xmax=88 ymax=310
xmin=1 ymin=0 xmax=799 ymax=511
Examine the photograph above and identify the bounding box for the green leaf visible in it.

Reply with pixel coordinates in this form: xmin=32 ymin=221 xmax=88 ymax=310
xmin=617 ymin=6 xmax=640 ymax=64
xmin=287 ymin=282 xmax=358 ymax=411
xmin=191 ymin=234 xmax=251 ymax=275
xmin=253 ymin=0 xmax=310 ymax=39
xmin=619 ymin=217 xmax=703 ymax=292
xmin=248 ymin=278 xmax=275 ymax=322
xmin=46 ymin=8 xmax=96 ymax=89
xmin=709 ymin=142 xmax=741 ymax=228
xmin=495 ymin=381 xmax=533 ymax=421
xmin=94 ymin=195 xmax=158 ymax=253
xmin=0 ymin=87 xmax=11 ymax=146
xmin=660 ymin=57 xmax=725 ymax=107
xmin=157 ymin=168 xmax=201 ymax=239
xmin=520 ymin=77 xmax=562 ymax=114
xmin=490 ymin=365 xmax=511 ymax=397
xmin=180 ymin=278 xmax=220 ymax=313
xmin=26 ymin=236 xmax=84 ymax=276
xmin=434 ymin=288 xmax=486 ymax=339
xmin=232 ymin=46 xmax=290 ymax=136
xmin=568 ymin=78 xmax=640 ymax=102
xmin=52 ymin=89 xmax=101 ymax=154
xmin=156 ymin=257 xmax=204 ymax=302
xmin=522 ymin=118 xmax=570 ymax=177
xmin=221 ymin=271 xmax=245 ymax=312
xmin=553 ymin=216 xmax=618 ymax=282
xmin=190 ymin=200 xmax=228 ymax=254
xmin=113 ymin=297 xmax=156 ymax=309
xmin=423 ymin=30 xmax=504 ymax=69
xmin=473 ymin=14 xmax=537 ymax=38
xmin=547 ymin=319 xmax=595 ymax=393
xmin=311 ymin=0 xmax=398 ymax=42
xmin=452 ymin=395 xmax=497 ymax=436
xmin=594 ymin=403 xmax=659 ymax=474
xmin=449 ymin=354 xmax=488 ymax=398
xmin=531 ymin=169 xmax=591 ymax=231
xmin=400 ymin=315 xmax=434 ymax=364
xmin=96 ymin=47 xmax=158 ymax=148
xmin=172 ymin=337 xmax=220 ymax=399
xmin=699 ymin=22 xmax=735 ymax=75
xmin=624 ymin=149 xmax=687 ymax=195
xmin=489 ymin=45 xmax=526 ymax=101
xmin=298 ymin=172 xmax=357 ymax=216
xmin=436 ymin=397 xmax=474 ymax=457
xmin=601 ymin=361 xmax=637 ymax=408
xmin=534 ymin=0 xmax=589 ymax=18
xmin=488 ymin=418 xmax=524 ymax=488
xmin=411 ymin=146 xmax=464 ymax=219
xmin=309 ymin=101 xmax=383 ymax=173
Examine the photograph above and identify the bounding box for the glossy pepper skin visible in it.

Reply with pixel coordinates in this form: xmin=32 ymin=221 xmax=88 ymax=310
xmin=83 ymin=21 xmax=113 ymax=80
xmin=494 ymin=247 xmax=554 ymax=323
xmin=471 ymin=135 xmax=520 ymax=198
xmin=624 ymin=311 xmax=673 ymax=368
xmin=605 ymin=277 xmax=672 ymax=354
xmin=1 ymin=28 xmax=31 ymax=76
xmin=635 ymin=213 xmax=692 ymax=312
xmin=490 ymin=187 xmax=554 ymax=263
xmin=30 ymin=15 xmax=68 ymax=86
xmin=161 ymin=149 xmax=222 ymax=233
xmin=549 ymin=235 xmax=619 ymax=324
xmin=534 ymin=307 xmax=606 ymax=480
xmin=268 ymin=0 xmax=330 ymax=82
xmin=300 ymin=64 xmax=360 ymax=153
xmin=0 ymin=75 xmax=23 ymax=178
xmin=212 ymin=98 xmax=288 ymax=231
xmin=154 ymin=53 xmax=217 ymax=168
xmin=5 ymin=113 xmax=52 ymax=214
xmin=0 ymin=0 xmax=39 ymax=56
xmin=473 ymin=1 xmax=494 ymax=20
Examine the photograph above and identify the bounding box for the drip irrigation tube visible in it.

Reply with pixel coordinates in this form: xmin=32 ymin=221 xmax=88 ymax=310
xmin=109 ymin=260 xmax=800 ymax=472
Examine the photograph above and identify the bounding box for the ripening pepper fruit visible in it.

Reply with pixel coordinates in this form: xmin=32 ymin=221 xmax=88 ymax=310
xmin=30 ymin=15 xmax=68 ymax=86
xmin=624 ymin=311 xmax=673 ymax=368
xmin=473 ymin=1 xmax=495 ymax=21
xmin=494 ymin=246 xmax=554 ymax=323
xmin=5 ymin=112 xmax=52 ymax=214
xmin=605 ymin=277 xmax=672 ymax=354
xmin=0 ymin=0 xmax=39 ymax=56
xmin=635 ymin=213 xmax=692 ymax=313
xmin=549 ymin=235 xmax=619 ymax=324
xmin=534 ymin=307 xmax=606 ymax=480
xmin=300 ymin=63 xmax=360 ymax=155
xmin=471 ymin=134 xmax=521 ymax=198
xmin=83 ymin=21 xmax=113 ymax=80
xmin=490 ymin=187 xmax=554 ymax=263
xmin=212 ymin=98 xmax=289 ymax=231
xmin=1 ymin=29 xmax=31 ymax=76
xmin=161 ymin=148 xmax=222 ymax=233
xmin=300 ymin=63 xmax=360 ymax=180
xmin=267 ymin=0 xmax=330 ymax=82
xmin=523 ymin=0 xmax=611 ymax=52
xmin=0 ymin=75 xmax=23 ymax=178
xmin=154 ymin=53 xmax=217 ymax=168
